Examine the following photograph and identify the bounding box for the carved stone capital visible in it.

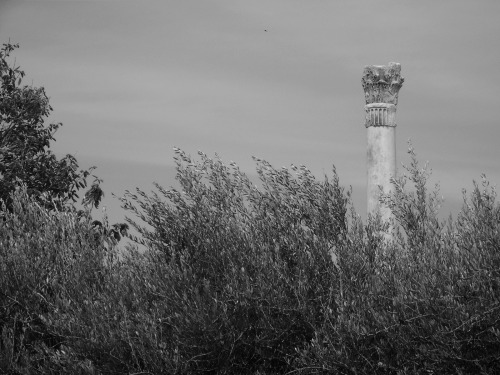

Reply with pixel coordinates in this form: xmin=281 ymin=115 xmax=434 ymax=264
xmin=362 ymin=62 xmax=404 ymax=105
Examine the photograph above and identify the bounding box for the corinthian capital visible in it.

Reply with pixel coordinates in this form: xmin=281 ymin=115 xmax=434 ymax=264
xmin=362 ymin=62 xmax=404 ymax=105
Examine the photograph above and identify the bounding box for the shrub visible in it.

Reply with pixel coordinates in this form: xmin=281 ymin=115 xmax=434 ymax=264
xmin=120 ymin=149 xmax=351 ymax=374
xmin=296 ymin=146 xmax=500 ymax=374
xmin=0 ymin=186 xmax=125 ymax=373
xmin=2 ymin=147 xmax=499 ymax=374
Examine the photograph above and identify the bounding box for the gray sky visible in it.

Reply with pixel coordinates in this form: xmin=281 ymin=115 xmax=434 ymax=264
xmin=1 ymin=0 xmax=500 ymax=223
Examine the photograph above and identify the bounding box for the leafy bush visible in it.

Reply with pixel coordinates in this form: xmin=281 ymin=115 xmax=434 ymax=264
xmin=295 ymin=146 xmax=500 ymax=374
xmin=0 ymin=186 xmax=131 ymax=373
xmin=119 ymin=149 xmax=350 ymax=374
xmin=1 ymin=147 xmax=499 ymax=374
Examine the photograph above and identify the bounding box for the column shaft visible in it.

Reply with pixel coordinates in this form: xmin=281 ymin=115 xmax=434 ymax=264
xmin=367 ymin=126 xmax=396 ymax=220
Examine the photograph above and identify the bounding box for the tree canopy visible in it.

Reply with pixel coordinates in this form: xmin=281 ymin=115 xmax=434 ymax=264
xmin=0 ymin=42 xmax=102 ymax=210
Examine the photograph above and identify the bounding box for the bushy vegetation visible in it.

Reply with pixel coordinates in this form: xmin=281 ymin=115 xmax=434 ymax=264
xmin=1 ymin=146 xmax=499 ymax=374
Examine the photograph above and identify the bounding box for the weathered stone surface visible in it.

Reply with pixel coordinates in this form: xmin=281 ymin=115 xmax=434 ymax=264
xmin=362 ymin=62 xmax=404 ymax=105
xmin=363 ymin=63 xmax=403 ymax=226
xmin=366 ymin=126 xmax=396 ymax=221
xmin=365 ymin=103 xmax=396 ymax=128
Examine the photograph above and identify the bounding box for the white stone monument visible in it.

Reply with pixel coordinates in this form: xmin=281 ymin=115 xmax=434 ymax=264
xmin=362 ymin=62 xmax=404 ymax=221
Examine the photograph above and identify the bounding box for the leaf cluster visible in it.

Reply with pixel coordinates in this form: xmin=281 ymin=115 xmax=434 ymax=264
xmin=0 ymin=42 xmax=99 ymax=211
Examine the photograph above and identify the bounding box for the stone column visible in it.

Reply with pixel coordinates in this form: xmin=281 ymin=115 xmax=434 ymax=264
xmin=362 ymin=62 xmax=404 ymax=221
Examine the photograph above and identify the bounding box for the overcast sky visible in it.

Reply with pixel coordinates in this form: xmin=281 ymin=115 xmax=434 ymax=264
xmin=1 ymin=0 xmax=499 ymax=223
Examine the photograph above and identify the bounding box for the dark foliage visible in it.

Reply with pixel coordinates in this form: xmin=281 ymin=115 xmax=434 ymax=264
xmin=1 ymin=147 xmax=500 ymax=374
xmin=0 ymin=42 xmax=102 ymax=211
